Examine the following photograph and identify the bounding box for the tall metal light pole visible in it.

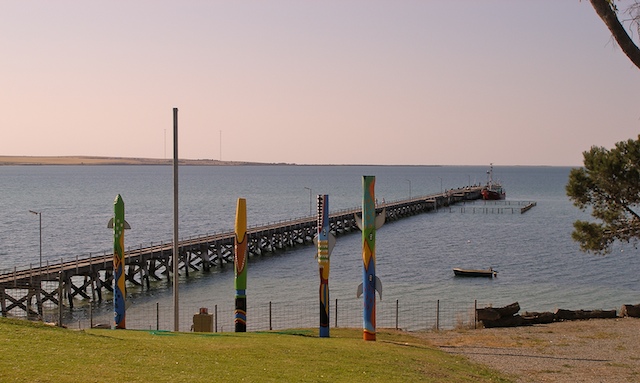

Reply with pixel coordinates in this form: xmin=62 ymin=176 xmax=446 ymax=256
xmin=173 ymin=107 xmax=180 ymax=332
xmin=29 ymin=210 xmax=42 ymax=269
xmin=304 ymin=187 xmax=312 ymax=216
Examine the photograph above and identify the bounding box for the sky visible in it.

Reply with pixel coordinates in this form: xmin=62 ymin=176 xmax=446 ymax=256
xmin=2 ymin=1 xmax=640 ymax=166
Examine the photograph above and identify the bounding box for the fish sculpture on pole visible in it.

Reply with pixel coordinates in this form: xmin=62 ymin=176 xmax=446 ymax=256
xmin=234 ymin=198 xmax=248 ymax=332
xmin=355 ymin=176 xmax=385 ymax=341
xmin=313 ymin=194 xmax=336 ymax=338
xmin=107 ymin=194 xmax=130 ymax=329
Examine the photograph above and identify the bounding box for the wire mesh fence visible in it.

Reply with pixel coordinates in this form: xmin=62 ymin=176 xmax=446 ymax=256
xmin=69 ymin=297 xmax=482 ymax=333
xmin=2 ymin=284 xmax=486 ymax=333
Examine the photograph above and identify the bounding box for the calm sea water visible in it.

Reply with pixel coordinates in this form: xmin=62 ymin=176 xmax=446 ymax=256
xmin=1 ymin=165 xmax=639 ymax=328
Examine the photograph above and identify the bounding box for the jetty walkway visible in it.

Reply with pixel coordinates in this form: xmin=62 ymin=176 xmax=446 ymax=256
xmin=0 ymin=186 xmax=488 ymax=319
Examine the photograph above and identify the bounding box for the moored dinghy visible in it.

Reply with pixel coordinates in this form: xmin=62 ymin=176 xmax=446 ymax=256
xmin=453 ymin=267 xmax=497 ymax=278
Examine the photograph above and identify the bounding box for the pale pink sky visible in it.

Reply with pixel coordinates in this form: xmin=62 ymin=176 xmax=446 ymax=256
xmin=2 ymin=1 xmax=639 ymax=166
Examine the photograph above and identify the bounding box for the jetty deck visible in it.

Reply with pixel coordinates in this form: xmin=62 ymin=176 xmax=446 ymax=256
xmin=1 ymin=186 xmax=491 ymax=319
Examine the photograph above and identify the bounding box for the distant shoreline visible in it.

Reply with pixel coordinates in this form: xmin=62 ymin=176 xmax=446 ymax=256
xmin=1 ymin=156 xmax=560 ymax=167
xmin=0 ymin=156 xmax=450 ymax=167
xmin=0 ymin=156 xmax=288 ymax=166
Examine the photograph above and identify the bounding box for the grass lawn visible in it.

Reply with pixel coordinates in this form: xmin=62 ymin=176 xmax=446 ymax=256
xmin=0 ymin=318 xmax=512 ymax=382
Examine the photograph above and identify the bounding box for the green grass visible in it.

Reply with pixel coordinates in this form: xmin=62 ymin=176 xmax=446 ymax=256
xmin=0 ymin=318 xmax=513 ymax=382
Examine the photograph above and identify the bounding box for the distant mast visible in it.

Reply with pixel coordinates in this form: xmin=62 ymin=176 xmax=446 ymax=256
xmin=488 ymin=163 xmax=494 ymax=189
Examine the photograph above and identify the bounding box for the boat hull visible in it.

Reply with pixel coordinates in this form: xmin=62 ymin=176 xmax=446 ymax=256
xmin=453 ymin=268 xmax=496 ymax=278
xmin=481 ymin=189 xmax=505 ymax=200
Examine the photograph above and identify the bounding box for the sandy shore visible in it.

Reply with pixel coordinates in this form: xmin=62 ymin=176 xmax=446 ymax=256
xmin=0 ymin=155 xmax=278 ymax=166
xmin=417 ymin=317 xmax=640 ymax=382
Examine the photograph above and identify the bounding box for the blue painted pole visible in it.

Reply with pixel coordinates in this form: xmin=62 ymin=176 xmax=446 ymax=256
xmin=108 ymin=194 xmax=130 ymax=329
xmin=356 ymin=176 xmax=384 ymax=341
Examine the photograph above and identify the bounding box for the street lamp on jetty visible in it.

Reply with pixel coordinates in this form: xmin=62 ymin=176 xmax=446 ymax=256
xmin=29 ymin=210 xmax=42 ymax=269
xmin=304 ymin=187 xmax=312 ymax=216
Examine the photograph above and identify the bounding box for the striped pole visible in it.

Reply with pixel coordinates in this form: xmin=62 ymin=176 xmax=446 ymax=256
xmin=108 ymin=194 xmax=130 ymax=329
xmin=356 ymin=176 xmax=384 ymax=341
xmin=315 ymin=194 xmax=336 ymax=337
xmin=234 ymin=198 xmax=248 ymax=332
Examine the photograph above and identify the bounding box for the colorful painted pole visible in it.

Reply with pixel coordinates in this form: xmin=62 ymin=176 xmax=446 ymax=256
xmin=314 ymin=194 xmax=336 ymax=338
xmin=234 ymin=198 xmax=248 ymax=332
xmin=107 ymin=194 xmax=130 ymax=329
xmin=355 ymin=176 xmax=385 ymax=341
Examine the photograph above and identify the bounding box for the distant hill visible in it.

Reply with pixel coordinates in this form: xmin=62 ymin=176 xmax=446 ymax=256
xmin=0 ymin=156 xmax=290 ymax=166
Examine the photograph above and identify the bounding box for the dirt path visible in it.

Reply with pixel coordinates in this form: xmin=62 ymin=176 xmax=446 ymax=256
xmin=416 ymin=317 xmax=640 ymax=383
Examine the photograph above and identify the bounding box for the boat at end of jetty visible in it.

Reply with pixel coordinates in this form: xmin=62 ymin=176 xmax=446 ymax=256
xmin=481 ymin=163 xmax=505 ymax=200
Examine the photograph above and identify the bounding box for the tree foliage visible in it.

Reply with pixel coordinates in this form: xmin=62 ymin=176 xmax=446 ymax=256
xmin=589 ymin=0 xmax=640 ymax=69
xmin=566 ymin=135 xmax=640 ymax=254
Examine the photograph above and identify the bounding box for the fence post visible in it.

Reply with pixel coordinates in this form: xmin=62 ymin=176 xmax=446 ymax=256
xmin=335 ymin=298 xmax=338 ymax=328
xmin=436 ymin=299 xmax=440 ymax=331
xmin=58 ymin=271 xmax=63 ymax=327
xmin=269 ymin=301 xmax=272 ymax=331
xmin=214 ymin=304 xmax=218 ymax=333
xmin=0 ymin=286 xmax=6 ymax=317
xmin=156 ymin=302 xmax=159 ymax=330
xmin=395 ymin=299 xmax=399 ymax=330
xmin=474 ymin=300 xmax=477 ymax=329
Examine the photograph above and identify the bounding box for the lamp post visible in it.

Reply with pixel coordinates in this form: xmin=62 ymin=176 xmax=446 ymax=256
xmin=29 ymin=210 xmax=42 ymax=269
xmin=406 ymin=179 xmax=411 ymax=200
xmin=439 ymin=177 xmax=443 ymax=194
xmin=304 ymin=187 xmax=312 ymax=216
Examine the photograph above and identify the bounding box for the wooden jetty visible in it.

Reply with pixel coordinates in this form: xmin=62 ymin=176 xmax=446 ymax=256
xmin=0 ymin=187 xmax=485 ymax=320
